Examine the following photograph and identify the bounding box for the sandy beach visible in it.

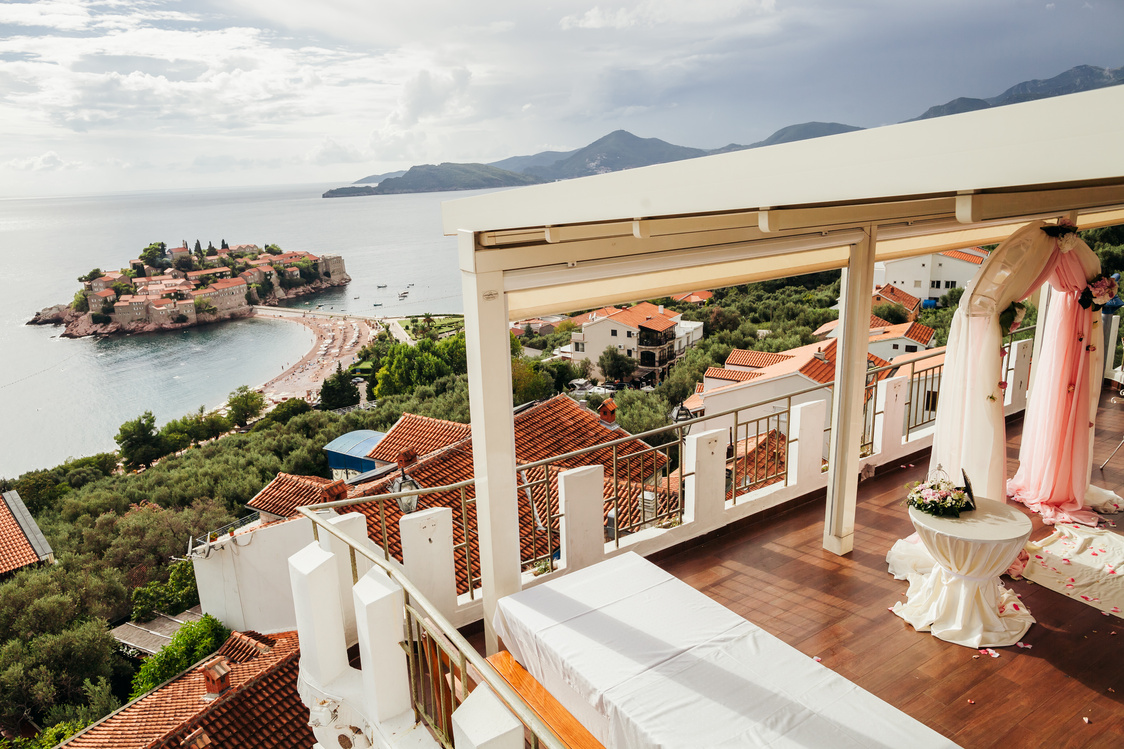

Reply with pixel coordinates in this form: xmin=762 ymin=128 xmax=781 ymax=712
xmin=253 ymin=307 xmax=379 ymax=406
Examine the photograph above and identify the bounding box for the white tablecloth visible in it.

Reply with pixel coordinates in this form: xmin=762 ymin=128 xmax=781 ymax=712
xmin=888 ymin=498 xmax=1034 ymax=648
xmin=495 ymin=552 xmax=957 ymax=748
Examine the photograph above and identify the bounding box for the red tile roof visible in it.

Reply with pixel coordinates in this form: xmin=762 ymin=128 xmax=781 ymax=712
xmin=724 ymin=349 xmax=794 ymax=369
xmin=812 ymin=314 xmax=892 ymax=337
xmin=208 ymin=277 xmax=247 ymax=291
xmin=367 ymin=414 xmax=472 ymax=462
xmin=869 ymin=321 xmax=936 ymax=346
xmin=64 ymin=631 xmax=312 ymax=749
xmin=607 ymin=302 xmax=678 ymax=332
xmin=92 ymin=289 xmax=116 ymax=298
xmin=873 ymin=284 xmax=921 ymax=312
xmin=0 ymin=492 xmax=43 ymax=576
xmin=704 ymin=367 xmax=762 ymax=383
xmin=247 ymin=473 xmax=347 ymax=517
xmin=671 ymin=290 xmax=713 ymax=304
xmin=797 ymin=339 xmax=893 ymax=385
xmin=940 ymin=249 xmax=985 ymax=265
xmin=570 ymin=306 xmax=623 ymax=326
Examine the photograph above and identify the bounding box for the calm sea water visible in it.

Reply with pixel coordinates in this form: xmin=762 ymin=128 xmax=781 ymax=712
xmin=0 ymin=183 xmax=475 ymax=478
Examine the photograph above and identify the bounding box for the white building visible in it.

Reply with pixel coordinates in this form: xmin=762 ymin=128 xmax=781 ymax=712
xmin=875 ymin=247 xmax=988 ymax=303
xmin=569 ymin=301 xmax=703 ymax=381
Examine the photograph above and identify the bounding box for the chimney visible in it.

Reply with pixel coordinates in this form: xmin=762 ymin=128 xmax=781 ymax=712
xmin=201 ymin=656 xmax=231 ymax=700
xmin=598 ymin=398 xmax=618 ymax=428
xmin=813 ymin=347 xmax=828 ymax=362
xmin=658 ymin=305 xmax=664 ymax=314
xmin=396 ymin=448 xmax=418 ymax=471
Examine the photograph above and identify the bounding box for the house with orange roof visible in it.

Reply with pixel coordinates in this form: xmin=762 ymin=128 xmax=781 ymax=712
xmin=871 ymin=283 xmax=923 ymax=320
xmin=0 ymin=490 xmax=54 ymax=579
xmin=568 ymin=301 xmax=703 ymax=382
xmin=671 ymin=290 xmax=714 ymax=305
xmin=60 ymin=630 xmax=313 ymax=749
xmin=875 ymin=246 xmax=988 ymax=305
xmin=813 ymin=314 xmax=893 ymax=339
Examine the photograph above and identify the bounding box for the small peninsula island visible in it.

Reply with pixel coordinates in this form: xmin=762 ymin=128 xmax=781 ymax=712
xmin=28 ymin=240 xmax=350 ymax=338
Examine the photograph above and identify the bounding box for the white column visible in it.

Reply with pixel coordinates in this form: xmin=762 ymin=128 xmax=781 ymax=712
xmin=401 ymin=507 xmax=457 ymax=622
xmin=558 ymin=465 xmax=605 ymax=572
xmin=683 ymin=429 xmax=727 ymax=528
xmin=289 ymin=542 xmax=348 ymax=687
xmin=460 ymin=231 xmax=522 ymax=654
xmin=353 ymin=569 xmax=412 ymax=723
xmin=874 ymin=375 xmax=909 ymax=458
xmin=452 ymin=685 xmax=523 ymax=749
xmin=824 ymin=227 xmax=876 ymax=555
xmin=317 ymin=512 xmax=371 ymax=644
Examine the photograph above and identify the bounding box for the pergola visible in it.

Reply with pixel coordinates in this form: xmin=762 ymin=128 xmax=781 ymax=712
xmin=442 ymin=86 xmax=1124 ymax=649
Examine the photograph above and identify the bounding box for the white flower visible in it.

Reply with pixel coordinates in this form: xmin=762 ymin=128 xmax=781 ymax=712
xmin=1060 ymin=232 xmax=1079 ymax=253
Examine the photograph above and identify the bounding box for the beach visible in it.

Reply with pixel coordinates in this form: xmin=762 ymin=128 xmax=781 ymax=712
xmin=253 ymin=307 xmax=379 ymax=405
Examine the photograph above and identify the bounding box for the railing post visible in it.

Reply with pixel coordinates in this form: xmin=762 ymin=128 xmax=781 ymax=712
xmin=1007 ymin=337 xmax=1034 ymax=414
xmin=1103 ymin=312 xmax=1120 ymax=381
xmin=874 ymin=376 xmax=908 ymax=457
xmin=788 ymin=400 xmax=828 ymax=486
xmin=401 ymin=508 xmax=457 ymax=622
xmin=289 ymin=543 xmax=348 ymax=687
xmin=353 ymin=568 xmax=412 ymax=722
xmin=684 ymin=429 xmax=727 ymax=528
xmin=558 ymin=465 xmax=605 ymax=573
xmin=452 ymin=685 xmax=523 ymax=749
xmin=318 ymin=512 xmax=371 ymax=644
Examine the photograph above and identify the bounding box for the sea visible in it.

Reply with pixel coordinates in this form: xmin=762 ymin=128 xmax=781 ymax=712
xmin=0 ymin=183 xmax=481 ymax=478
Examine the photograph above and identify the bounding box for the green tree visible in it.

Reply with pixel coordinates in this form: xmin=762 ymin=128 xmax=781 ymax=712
xmin=77 ymin=268 xmax=103 ymax=283
xmin=130 ymin=615 xmax=230 ymax=699
xmin=320 ymin=364 xmax=361 ymax=409
xmin=264 ymin=243 xmax=282 ymax=255
xmin=115 ymin=411 xmax=166 ymax=469
xmin=611 ymin=389 xmax=674 ymax=445
xmin=194 ymin=239 xmax=202 ymax=253
xmin=221 ymin=239 xmax=229 ymax=250
xmin=139 ymin=242 xmax=165 ymax=267
xmin=173 ymin=254 xmax=195 ymax=272
xmin=130 ymin=560 xmax=199 ymax=622
xmin=264 ymin=398 xmax=312 ymax=425
xmin=43 ymin=676 xmax=120 ymax=729
xmin=194 ymin=299 xmax=217 ymax=315
xmin=70 ymin=290 xmax=89 ymax=313
xmin=871 ymin=302 xmax=908 ymax=324
xmin=227 ymin=385 xmax=265 ymax=427
xmin=511 ymin=359 xmax=554 ymax=405
xmin=598 ymin=348 xmax=638 ymax=381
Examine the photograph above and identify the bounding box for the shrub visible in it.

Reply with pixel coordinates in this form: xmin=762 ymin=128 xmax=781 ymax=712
xmin=130 ymin=615 xmax=230 ymax=699
xmin=90 ymin=313 xmax=111 ymax=325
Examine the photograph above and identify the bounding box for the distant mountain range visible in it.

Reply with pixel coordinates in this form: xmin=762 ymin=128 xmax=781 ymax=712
xmin=325 ymin=64 xmax=1122 ymax=198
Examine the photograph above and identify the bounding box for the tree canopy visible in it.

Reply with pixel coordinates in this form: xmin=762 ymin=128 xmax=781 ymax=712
xmin=598 ymin=348 xmax=638 ymax=381
xmin=227 ymin=385 xmax=266 ymax=426
xmin=319 ymin=364 xmax=361 ymax=410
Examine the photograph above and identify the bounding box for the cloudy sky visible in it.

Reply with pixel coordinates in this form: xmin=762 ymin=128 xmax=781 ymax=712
xmin=1 ymin=0 xmax=1121 ymax=197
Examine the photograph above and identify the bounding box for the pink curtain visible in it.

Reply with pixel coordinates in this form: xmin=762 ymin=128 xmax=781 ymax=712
xmin=1007 ymin=249 xmax=1101 ymax=525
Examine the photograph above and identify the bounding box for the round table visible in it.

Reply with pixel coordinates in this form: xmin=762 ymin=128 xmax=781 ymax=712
xmin=889 ymin=497 xmax=1034 ymax=648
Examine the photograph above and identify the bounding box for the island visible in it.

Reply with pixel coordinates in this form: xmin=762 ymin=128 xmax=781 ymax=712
xmin=322 ymin=162 xmax=543 ymax=197
xmin=27 ymin=240 xmax=350 ymax=338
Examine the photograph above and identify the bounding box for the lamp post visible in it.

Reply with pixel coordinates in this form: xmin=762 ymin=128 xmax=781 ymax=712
xmin=392 ymin=449 xmax=420 ymax=514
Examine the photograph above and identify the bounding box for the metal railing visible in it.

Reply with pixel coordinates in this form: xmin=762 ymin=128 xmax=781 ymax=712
xmin=296 ymin=507 xmax=564 ymax=749
xmin=192 ymin=511 xmax=260 ymax=550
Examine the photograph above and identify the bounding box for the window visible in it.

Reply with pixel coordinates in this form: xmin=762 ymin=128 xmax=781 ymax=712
xmin=914 ymin=280 xmax=922 ymax=288
xmin=930 ymin=280 xmax=941 ymax=289
xmin=924 ymin=391 xmax=939 ymax=411
xmin=610 ymin=329 xmax=617 ymax=337
xmin=626 ymin=330 xmax=633 ymax=338
xmin=944 ymin=281 xmax=956 ymax=289
xmin=627 ymin=349 xmax=633 ymax=357
xmin=905 ymin=344 xmax=918 ymax=352
xmin=892 ymin=343 xmax=899 ymax=350
xmin=574 ymin=342 xmax=585 ymax=352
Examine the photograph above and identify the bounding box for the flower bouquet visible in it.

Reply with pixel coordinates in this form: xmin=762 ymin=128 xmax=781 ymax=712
xmin=1079 ymin=274 xmax=1119 ymax=312
xmin=998 ymin=301 xmax=1027 ymax=336
xmin=905 ymin=466 xmax=975 ymax=518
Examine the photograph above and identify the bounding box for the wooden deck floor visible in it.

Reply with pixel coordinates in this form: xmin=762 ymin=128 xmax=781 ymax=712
xmin=659 ymin=388 xmax=1124 ymax=748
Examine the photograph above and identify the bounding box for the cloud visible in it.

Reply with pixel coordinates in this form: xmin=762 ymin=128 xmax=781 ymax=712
xmin=387 ymin=67 xmax=472 ymax=129
xmin=307 ymin=137 xmax=365 ymax=165
xmin=0 ymin=1 xmax=92 ymax=32
xmin=4 ymin=150 xmax=81 ymax=170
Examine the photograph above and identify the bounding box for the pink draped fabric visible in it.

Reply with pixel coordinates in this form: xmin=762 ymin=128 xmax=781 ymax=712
xmin=1006 ymin=248 xmax=1101 ymax=525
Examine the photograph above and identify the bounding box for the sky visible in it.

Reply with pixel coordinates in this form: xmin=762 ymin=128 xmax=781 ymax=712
xmin=1 ymin=0 xmax=1121 ymax=198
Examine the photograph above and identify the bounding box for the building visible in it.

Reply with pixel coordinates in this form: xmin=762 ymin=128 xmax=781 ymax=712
xmin=318 ymin=253 xmax=347 ymax=279
xmin=670 ymin=289 xmax=714 ymax=305
xmin=0 ymin=490 xmax=54 ymax=578
xmin=569 ymin=301 xmax=703 ymax=381
xmin=191 ymin=277 xmax=248 ymax=313
xmin=322 ymin=430 xmax=388 ymax=479
xmin=61 ymin=630 xmax=313 ymax=748
xmin=876 ymin=247 xmax=988 ymax=302
xmin=871 ymin=283 xmax=923 ymax=320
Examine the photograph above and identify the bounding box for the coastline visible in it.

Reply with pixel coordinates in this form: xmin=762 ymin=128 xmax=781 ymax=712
xmin=251 ymin=307 xmax=379 ymax=406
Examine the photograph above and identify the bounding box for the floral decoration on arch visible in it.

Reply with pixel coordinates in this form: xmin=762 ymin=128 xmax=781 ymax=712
xmin=1042 ymin=217 xmax=1080 ymax=252
xmin=1079 ymin=274 xmax=1119 ymax=312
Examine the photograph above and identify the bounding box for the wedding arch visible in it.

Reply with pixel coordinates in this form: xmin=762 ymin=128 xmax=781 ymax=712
xmin=929 ymin=219 xmax=1121 ymax=525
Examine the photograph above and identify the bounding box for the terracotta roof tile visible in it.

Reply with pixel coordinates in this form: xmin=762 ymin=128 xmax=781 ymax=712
xmin=940 ymin=249 xmax=985 ymax=265
xmin=0 ymin=492 xmax=43 ymax=576
xmin=671 ymin=290 xmax=713 ymax=303
xmin=64 ymin=631 xmax=312 ymax=749
xmin=606 ymin=303 xmax=678 ymax=332
xmin=873 ymin=283 xmax=921 ymax=312
xmin=704 ymin=367 xmax=762 ymax=383
xmin=367 ymin=414 xmax=472 ymax=462
xmin=246 ymin=473 xmax=346 ymax=517
xmin=570 ymin=306 xmax=623 ymax=326
xmin=797 ymin=339 xmax=893 ymax=385
xmin=724 ymin=349 xmax=794 ymax=369
xmin=812 ymin=314 xmax=892 ymax=337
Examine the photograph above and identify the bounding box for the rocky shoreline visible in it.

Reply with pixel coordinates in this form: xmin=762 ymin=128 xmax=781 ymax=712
xmin=27 ymin=275 xmax=349 ymax=339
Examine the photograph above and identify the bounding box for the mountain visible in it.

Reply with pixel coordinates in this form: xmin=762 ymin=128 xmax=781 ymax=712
xmin=322 ymin=162 xmax=543 ymax=198
xmin=524 ymin=130 xmax=707 ymax=181
xmin=353 ymin=170 xmax=407 ymax=185
xmin=914 ymin=64 xmax=1124 ymax=120
xmin=326 ymin=63 xmax=1121 ymax=198
xmin=488 ymin=149 xmax=578 ymax=174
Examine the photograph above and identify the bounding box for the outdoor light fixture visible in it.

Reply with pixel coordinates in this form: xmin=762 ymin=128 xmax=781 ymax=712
xmin=671 ymin=403 xmax=694 ymax=423
xmin=391 ymin=468 xmax=420 ymax=513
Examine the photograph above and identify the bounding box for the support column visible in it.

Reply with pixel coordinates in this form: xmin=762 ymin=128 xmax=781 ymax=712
xmin=824 ymin=226 xmax=877 ymax=555
xmin=460 ymin=231 xmax=522 ymax=654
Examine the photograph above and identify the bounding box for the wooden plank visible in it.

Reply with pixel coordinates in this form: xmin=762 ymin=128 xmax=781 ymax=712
xmin=485 ymin=650 xmax=604 ymax=749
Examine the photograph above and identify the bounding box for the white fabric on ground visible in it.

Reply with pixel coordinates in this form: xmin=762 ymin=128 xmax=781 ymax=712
xmin=889 ymin=499 xmax=1034 ymax=648
xmin=496 ymin=552 xmax=956 ymax=749
xmin=1023 ymin=523 xmax=1124 ymax=618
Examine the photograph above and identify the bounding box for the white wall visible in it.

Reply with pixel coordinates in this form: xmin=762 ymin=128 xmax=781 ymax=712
xmin=193 ymin=516 xmax=314 ymax=634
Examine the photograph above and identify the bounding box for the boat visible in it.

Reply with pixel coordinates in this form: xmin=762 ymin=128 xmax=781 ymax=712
xmin=376 ymin=284 xmax=387 ymax=288
xmin=372 ymin=303 xmax=382 ymax=307
xmin=353 ymin=296 xmax=359 ymax=299
xmin=407 ymin=283 xmax=414 ymax=287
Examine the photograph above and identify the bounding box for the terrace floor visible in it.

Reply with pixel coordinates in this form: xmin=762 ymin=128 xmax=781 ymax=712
xmin=658 ymin=387 xmax=1124 ymax=748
